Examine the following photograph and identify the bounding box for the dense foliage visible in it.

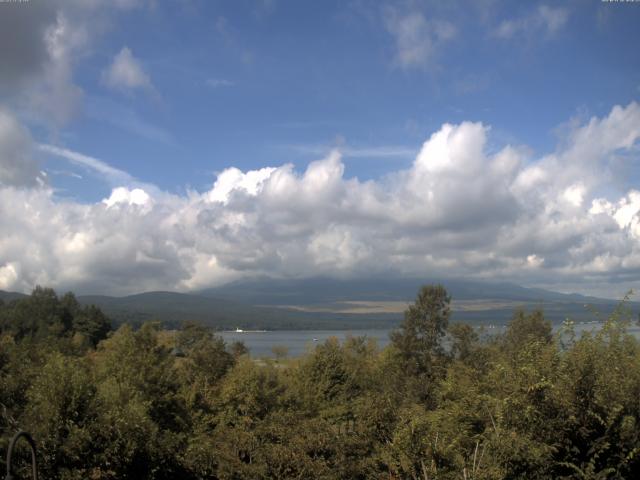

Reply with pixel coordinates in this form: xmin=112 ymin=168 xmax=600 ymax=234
xmin=1 ymin=285 xmax=640 ymax=479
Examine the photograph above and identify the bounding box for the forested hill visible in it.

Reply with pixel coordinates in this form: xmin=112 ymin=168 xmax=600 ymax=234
xmin=74 ymin=291 xmax=356 ymax=330
xmin=0 ymin=290 xmax=27 ymax=302
xmin=1 ymin=278 xmax=637 ymax=330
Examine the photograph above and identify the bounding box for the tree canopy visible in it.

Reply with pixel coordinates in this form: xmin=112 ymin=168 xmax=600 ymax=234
xmin=1 ymin=284 xmax=640 ymax=479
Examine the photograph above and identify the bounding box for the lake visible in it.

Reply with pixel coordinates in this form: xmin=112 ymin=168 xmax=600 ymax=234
xmin=219 ymin=329 xmax=392 ymax=358
xmin=219 ymin=322 xmax=640 ymax=358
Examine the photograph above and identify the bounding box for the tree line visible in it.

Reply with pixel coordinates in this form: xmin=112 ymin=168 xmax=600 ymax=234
xmin=1 ymin=285 xmax=639 ymax=479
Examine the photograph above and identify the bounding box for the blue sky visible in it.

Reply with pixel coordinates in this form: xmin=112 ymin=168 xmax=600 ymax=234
xmin=1 ymin=0 xmax=640 ymax=297
xmin=35 ymin=0 xmax=640 ymax=198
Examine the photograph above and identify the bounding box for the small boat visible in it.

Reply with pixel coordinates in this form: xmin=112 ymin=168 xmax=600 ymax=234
xmin=235 ymin=327 xmax=244 ymax=333
xmin=313 ymin=338 xmax=318 ymax=342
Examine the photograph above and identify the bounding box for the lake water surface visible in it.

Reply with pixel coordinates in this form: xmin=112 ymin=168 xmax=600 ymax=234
xmin=220 ymin=322 xmax=640 ymax=358
xmin=219 ymin=329 xmax=392 ymax=358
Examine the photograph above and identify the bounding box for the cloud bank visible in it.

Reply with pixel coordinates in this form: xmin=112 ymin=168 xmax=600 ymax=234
xmin=1 ymin=102 xmax=640 ymax=296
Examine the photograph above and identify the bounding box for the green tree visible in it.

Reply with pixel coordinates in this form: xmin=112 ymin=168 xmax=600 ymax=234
xmin=0 ymin=288 xmax=111 ymax=347
xmin=72 ymin=304 xmax=111 ymax=347
xmin=448 ymin=322 xmax=478 ymax=363
xmin=91 ymin=323 xmax=191 ymax=478
xmin=390 ymin=284 xmax=451 ymax=404
xmin=502 ymin=308 xmax=552 ymax=352
xmin=22 ymin=352 xmax=97 ymax=480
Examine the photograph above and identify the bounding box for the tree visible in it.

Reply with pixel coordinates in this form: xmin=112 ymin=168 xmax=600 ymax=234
xmin=502 ymin=308 xmax=552 ymax=352
xmin=91 ymin=323 xmax=191 ymax=478
xmin=391 ymin=285 xmax=450 ymax=368
xmin=176 ymin=321 xmax=212 ymax=353
xmin=0 ymin=287 xmax=70 ymax=340
xmin=23 ymin=352 xmax=97 ymax=479
xmin=0 ymin=288 xmax=111 ymax=346
xmin=449 ymin=322 xmax=478 ymax=363
xmin=229 ymin=340 xmax=249 ymax=359
xmin=73 ymin=304 xmax=111 ymax=347
xmin=389 ymin=284 xmax=451 ymax=405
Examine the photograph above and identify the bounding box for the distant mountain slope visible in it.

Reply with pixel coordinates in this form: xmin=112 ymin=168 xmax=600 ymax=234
xmin=77 ymin=291 xmax=279 ymax=329
xmin=199 ymin=276 xmax=611 ymax=305
xmin=0 ymin=290 xmax=28 ymax=302
xmin=75 ymin=291 xmax=398 ymax=330
xmin=2 ymin=278 xmax=636 ymax=331
xmin=199 ymin=276 xmax=635 ymax=325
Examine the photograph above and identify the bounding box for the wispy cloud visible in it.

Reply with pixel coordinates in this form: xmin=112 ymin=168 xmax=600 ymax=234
xmin=39 ymin=144 xmax=134 ymax=186
xmin=206 ymin=78 xmax=234 ymax=88
xmin=285 ymin=143 xmax=417 ymax=159
xmin=85 ymin=96 xmax=174 ymax=145
xmin=493 ymin=5 xmax=569 ymax=40
xmin=274 ymin=120 xmax=346 ymax=129
xmin=453 ymin=72 xmax=492 ymax=96
xmin=102 ymin=46 xmax=155 ymax=94
xmin=47 ymin=169 xmax=84 ymax=180
xmin=384 ymin=9 xmax=456 ymax=70
xmin=39 ymin=143 xmax=161 ymax=196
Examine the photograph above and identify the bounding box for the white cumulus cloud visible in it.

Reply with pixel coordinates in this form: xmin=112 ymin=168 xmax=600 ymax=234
xmin=1 ymin=102 xmax=640 ymax=297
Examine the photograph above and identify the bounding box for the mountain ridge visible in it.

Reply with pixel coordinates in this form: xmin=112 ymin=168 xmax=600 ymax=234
xmin=1 ymin=278 xmax=636 ymax=330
